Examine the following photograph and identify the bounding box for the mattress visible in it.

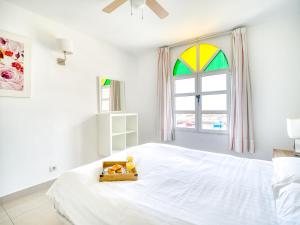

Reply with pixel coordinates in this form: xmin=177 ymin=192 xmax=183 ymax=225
xmin=47 ymin=143 xmax=277 ymax=225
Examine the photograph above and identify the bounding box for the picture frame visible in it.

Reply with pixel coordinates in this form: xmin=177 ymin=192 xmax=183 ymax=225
xmin=0 ymin=30 xmax=31 ymax=97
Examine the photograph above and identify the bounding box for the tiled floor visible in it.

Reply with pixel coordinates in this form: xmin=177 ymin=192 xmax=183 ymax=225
xmin=0 ymin=189 xmax=63 ymax=225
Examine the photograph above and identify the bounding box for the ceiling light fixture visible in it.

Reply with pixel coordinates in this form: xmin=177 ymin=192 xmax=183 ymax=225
xmin=102 ymin=0 xmax=169 ymax=20
xmin=130 ymin=0 xmax=146 ymax=19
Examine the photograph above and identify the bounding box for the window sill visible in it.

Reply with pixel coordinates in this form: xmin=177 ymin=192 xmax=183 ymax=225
xmin=175 ymin=128 xmax=228 ymax=135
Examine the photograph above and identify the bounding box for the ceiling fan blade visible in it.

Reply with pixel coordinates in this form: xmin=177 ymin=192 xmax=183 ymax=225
xmin=102 ymin=0 xmax=128 ymax=13
xmin=145 ymin=0 xmax=169 ymax=19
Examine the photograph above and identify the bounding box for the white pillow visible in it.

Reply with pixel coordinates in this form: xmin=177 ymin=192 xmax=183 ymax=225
xmin=276 ymin=183 xmax=300 ymax=225
xmin=272 ymin=157 xmax=300 ymax=198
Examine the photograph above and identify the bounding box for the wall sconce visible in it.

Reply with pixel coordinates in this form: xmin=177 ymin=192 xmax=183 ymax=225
xmin=56 ymin=38 xmax=73 ymax=66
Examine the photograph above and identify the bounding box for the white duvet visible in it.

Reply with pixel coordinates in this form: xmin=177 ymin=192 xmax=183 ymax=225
xmin=47 ymin=143 xmax=277 ymax=225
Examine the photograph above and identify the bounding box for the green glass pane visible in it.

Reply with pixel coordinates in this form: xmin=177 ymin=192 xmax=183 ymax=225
xmin=173 ymin=59 xmax=192 ymax=76
xmin=204 ymin=51 xmax=229 ymax=72
xmin=104 ymin=79 xmax=111 ymax=86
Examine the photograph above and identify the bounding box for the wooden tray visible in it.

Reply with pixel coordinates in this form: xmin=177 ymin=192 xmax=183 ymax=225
xmin=99 ymin=161 xmax=138 ymax=182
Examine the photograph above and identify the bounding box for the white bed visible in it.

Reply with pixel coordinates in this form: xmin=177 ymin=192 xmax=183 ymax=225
xmin=47 ymin=143 xmax=277 ymax=225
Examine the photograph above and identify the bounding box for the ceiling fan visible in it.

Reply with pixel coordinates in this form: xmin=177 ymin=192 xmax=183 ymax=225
xmin=102 ymin=0 xmax=169 ymax=19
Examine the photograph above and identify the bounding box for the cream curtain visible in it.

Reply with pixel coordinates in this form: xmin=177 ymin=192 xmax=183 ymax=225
xmin=229 ymin=27 xmax=255 ymax=153
xmin=157 ymin=47 xmax=175 ymax=141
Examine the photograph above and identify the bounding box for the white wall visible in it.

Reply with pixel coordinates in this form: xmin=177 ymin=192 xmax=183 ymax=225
xmin=247 ymin=6 xmax=300 ymax=159
xmin=126 ymin=50 xmax=159 ymax=144
xmin=0 ymin=1 xmax=136 ymax=197
xmin=133 ymin=6 xmax=300 ymax=160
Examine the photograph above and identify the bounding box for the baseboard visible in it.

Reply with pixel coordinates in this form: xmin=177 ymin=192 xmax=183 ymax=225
xmin=0 ymin=179 xmax=56 ymax=204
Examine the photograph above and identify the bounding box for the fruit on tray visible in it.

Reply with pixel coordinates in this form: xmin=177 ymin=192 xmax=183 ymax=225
xmin=111 ymin=164 xmax=122 ymax=171
xmin=108 ymin=168 xmax=116 ymax=175
xmin=105 ymin=164 xmax=125 ymax=175
xmin=103 ymin=160 xmax=136 ymax=175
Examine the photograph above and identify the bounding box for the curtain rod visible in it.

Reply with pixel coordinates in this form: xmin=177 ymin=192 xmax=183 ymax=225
xmin=162 ymin=27 xmax=243 ymax=49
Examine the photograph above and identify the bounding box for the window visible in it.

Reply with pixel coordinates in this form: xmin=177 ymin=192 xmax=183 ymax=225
xmin=173 ymin=44 xmax=230 ymax=132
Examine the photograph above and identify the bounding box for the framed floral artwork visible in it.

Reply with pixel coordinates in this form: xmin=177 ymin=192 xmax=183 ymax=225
xmin=0 ymin=30 xmax=31 ymax=97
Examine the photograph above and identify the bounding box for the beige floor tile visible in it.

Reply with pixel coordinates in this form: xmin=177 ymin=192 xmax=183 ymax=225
xmin=3 ymin=189 xmax=52 ymax=219
xmin=0 ymin=206 xmax=13 ymax=225
xmin=12 ymin=203 xmax=63 ymax=225
xmin=0 ymin=219 xmax=13 ymax=225
xmin=0 ymin=206 xmax=6 ymax=219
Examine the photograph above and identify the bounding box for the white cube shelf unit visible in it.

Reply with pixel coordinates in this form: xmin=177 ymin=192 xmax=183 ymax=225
xmin=98 ymin=113 xmax=138 ymax=157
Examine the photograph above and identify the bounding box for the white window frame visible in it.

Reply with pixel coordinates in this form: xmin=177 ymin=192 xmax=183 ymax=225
xmin=172 ymin=46 xmax=231 ymax=134
xmin=173 ymin=74 xmax=197 ymax=130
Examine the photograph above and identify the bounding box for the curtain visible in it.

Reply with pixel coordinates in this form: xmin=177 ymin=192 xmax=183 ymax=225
xmin=110 ymin=80 xmax=121 ymax=111
xmin=229 ymin=27 xmax=255 ymax=153
xmin=157 ymin=47 xmax=175 ymax=141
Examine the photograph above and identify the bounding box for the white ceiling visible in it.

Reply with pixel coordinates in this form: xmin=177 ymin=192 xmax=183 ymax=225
xmin=6 ymin=0 xmax=295 ymax=54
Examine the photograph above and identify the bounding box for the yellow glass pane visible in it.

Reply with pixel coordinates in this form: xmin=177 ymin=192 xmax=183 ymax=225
xmin=199 ymin=44 xmax=218 ymax=71
xmin=180 ymin=46 xmax=197 ymax=72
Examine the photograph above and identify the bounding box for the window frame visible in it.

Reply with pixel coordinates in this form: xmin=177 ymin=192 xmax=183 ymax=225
xmin=197 ymin=70 xmax=231 ymax=134
xmin=172 ymin=45 xmax=231 ymax=134
xmin=173 ymin=74 xmax=197 ymax=130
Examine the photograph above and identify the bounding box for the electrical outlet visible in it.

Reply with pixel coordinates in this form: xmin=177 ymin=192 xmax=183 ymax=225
xmin=49 ymin=166 xmax=57 ymax=172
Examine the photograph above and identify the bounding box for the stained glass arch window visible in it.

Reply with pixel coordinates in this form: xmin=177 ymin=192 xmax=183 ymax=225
xmin=173 ymin=44 xmax=229 ymax=76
